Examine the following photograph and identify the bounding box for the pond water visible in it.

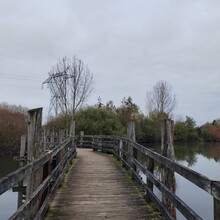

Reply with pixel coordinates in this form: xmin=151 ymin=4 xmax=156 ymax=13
xmin=0 ymin=143 xmax=219 ymax=219
xmin=149 ymin=142 xmax=220 ymax=220
xmin=0 ymin=155 xmax=19 ymax=220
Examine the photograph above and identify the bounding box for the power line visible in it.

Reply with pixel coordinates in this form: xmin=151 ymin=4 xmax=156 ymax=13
xmin=0 ymin=72 xmax=43 ymax=81
xmin=0 ymin=83 xmax=42 ymax=90
xmin=94 ymin=89 xmax=124 ymax=103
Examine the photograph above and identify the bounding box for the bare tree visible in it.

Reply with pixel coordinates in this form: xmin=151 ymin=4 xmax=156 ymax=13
xmin=146 ymin=80 xmax=176 ymax=119
xmin=43 ymin=57 xmax=94 ymax=118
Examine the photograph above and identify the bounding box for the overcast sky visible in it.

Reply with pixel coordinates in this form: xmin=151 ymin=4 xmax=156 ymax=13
xmin=0 ymin=0 xmax=220 ymax=125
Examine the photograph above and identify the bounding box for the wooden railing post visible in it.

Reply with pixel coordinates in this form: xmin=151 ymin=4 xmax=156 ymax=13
xmin=127 ymin=121 xmax=136 ymax=175
xmin=70 ymin=120 xmax=75 ymax=138
xmin=214 ymin=197 xmax=220 ymax=220
xmin=26 ymin=108 xmax=43 ymax=218
xmin=27 ymin=108 xmax=43 ymax=163
xmin=69 ymin=120 xmax=76 ymax=150
xmin=20 ymin=135 xmax=26 ymax=162
xmin=161 ymin=119 xmax=176 ymax=219
xmin=42 ymin=126 xmax=47 ymax=151
xmin=99 ymin=137 xmax=103 ymax=151
xmin=58 ymin=129 xmax=64 ymax=144
xmin=212 ymin=181 xmax=220 ymax=220
xmin=16 ymin=135 xmax=26 ymax=208
xmin=119 ymin=139 xmax=123 ymax=160
xmin=80 ymin=131 xmax=84 ymax=148
xmin=146 ymin=157 xmax=154 ymax=201
xmin=50 ymin=128 xmax=55 ymax=149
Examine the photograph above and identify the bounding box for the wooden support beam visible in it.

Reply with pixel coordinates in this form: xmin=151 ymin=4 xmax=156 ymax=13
xmin=26 ymin=107 xmax=43 ymax=219
xmin=127 ymin=121 xmax=136 ymax=176
xmin=18 ymin=135 xmax=26 ymax=208
xmin=146 ymin=157 xmax=154 ymax=201
xmin=213 ymin=181 xmax=220 ymax=220
xmin=69 ymin=120 xmax=75 ymax=138
xmin=80 ymin=131 xmax=84 ymax=148
xmin=161 ymin=119 xmax=176 ymax=219
xmin=27 ymin=108 xmax=43 ymax=162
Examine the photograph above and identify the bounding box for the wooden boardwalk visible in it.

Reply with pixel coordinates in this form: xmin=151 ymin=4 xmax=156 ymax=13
xmin=45 ymin=148 xmax=157 ymax=220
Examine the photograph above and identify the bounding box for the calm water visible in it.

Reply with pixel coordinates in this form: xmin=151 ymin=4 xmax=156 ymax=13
xmin=0 ymin=143 xmax=220 ymax=219
xmin=149 ymin=142 xmax=220 ymax=220
xmin=0 ymin=155 xmax=19 ymax=220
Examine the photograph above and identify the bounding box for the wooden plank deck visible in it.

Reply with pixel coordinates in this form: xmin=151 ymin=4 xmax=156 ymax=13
xmin=45 ymin=148 xmax=158 ymax=220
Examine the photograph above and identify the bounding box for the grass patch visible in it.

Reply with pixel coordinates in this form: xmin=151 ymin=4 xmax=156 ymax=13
xmin=146 ymin=202 xmax=162 ymax=218
xmin=60 ymin=158 xmax=78 ymax=187
xmin=46 ymin=157 xmax=79 ymax=217
xmin=46 ymin=205 xmax=54 ymax=216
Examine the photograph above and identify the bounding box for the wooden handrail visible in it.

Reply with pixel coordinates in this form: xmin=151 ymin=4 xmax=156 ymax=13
xmin=0 ymin=138 xmax=76 ymax=219
xmin=79 ymin=135 xmax=220 ymax=220
xmin=1 ymin=134 xmax=219 ymax=219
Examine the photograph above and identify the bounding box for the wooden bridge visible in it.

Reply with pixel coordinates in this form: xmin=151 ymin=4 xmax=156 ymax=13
xmin=0 ymin=108 xmax=220 ymax=220
xmin=45 ymin=148 xmax=155 ymax=220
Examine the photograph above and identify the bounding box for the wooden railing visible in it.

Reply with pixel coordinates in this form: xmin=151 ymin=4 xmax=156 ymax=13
xmin=79 ymin=135 xmax=220 ymax=220
xmin=0 ymin=106 xmax=219 ymax=220
xmin=0 ymin=137 xmax=76 ymax=220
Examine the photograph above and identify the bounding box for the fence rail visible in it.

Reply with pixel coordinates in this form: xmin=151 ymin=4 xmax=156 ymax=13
xmin=0 ymin=138 xmax=76 ymax=220
xmin=79 ymin=135 xmax=220 ymax=220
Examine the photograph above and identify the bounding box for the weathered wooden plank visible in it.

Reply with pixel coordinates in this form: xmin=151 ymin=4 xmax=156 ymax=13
xmin=26 ymin=107 xmax=43 ymax=219
xmin=9 ymin=146 xmax=76 ymax=219
xmin=160 ymin=119 xmax=176 ymax=218
xmin=45 ymin=148 xmax=158 ymax=220
xmin=214 ymin=197 xmax=220 ymax=220
xmin=9 ymin=175 xmax=51 ymax=220
xmin=0 ymin=164 xmax=32 ymax=195
xmin=213 ymin=181 xmax=220 ymax=220
xmin=35 ymin=149 xmax=76 ymax=220
xmin=0 ymin=151 xmax=56 ymax=195
xmin=146 ymin=157 xmax=154 ymax=201
xmin=62 ymin=135 xmax=220 ymax=220
xmin=212 ymin=181 xmax=220 ymax=200
xmin=132 ymin=158 xmax=202 ymax=220
xmin=129 ymin=140 xmax=212 ymax=195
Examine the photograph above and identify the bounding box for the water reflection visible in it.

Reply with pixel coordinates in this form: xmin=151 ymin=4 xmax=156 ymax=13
xmin=0 ymin=155 xmax=19 ymax=178
xmin=145 ymin=142 xmax=220 ymax=220
xmin=0 ymin=143 xmax=220 ymax=219
xmin=0 ymin=190 xmax=18 ymax=220
xmin=174 ymin=142 xmax=220 ymax=167
xmin=0 ymin=155 xmax=19 ymax=219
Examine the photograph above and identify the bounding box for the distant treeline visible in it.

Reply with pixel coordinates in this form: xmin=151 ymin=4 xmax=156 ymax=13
xmin=47 ymin=97 xmax=220 ymax=143
xmin=0 ymin=103 xmax=27 ymax=155
xmin=1 ymin=98 xmax=220 ymax=154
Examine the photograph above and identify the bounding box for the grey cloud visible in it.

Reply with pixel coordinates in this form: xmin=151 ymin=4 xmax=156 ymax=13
xmin=0 ymin=0 xmax=219 ymax=124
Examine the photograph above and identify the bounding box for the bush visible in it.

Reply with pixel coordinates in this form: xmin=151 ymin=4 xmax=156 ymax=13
xmin=74 ymin=107 xmax=125 ymax=135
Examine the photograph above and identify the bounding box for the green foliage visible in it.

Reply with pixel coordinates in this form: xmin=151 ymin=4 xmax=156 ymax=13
xmin=185 ymin=116 xmax=200 ymax=141
xmin=137 ymin=117 xmax=161 ymax=143
xmin=46 ymin=96 xmax=220 ymax=144
xmin=174 ymin=121 xmax=187 ymax=142
xmin=185 ymin=116 xmax=196 ymax=128
xmin=174 ymin=116 xmax=199 ymax=142
xmin=116 ymin=97 xmax=140 ymax=126
xmin=46 ymin=114 xmax=71 ymax=132
xmin=74 ymin=107 xmax=125 ymax=135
